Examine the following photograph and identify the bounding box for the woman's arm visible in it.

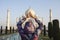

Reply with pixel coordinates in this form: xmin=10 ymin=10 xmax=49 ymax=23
xmin=17 ymin=18 xmax=30 ymax=40
xmin=35 ymin=18 xmax=43 ymax=36
xmin=17 ymin=21 xmax=24 ymax=35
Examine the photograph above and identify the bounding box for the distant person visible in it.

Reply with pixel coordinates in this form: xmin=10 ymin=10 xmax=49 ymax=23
xmin=17 ymin=11 xmax=43 ymax=40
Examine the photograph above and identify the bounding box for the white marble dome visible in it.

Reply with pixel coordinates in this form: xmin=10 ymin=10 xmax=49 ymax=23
xmin=25 ymin=8 xmax=35 ymax=17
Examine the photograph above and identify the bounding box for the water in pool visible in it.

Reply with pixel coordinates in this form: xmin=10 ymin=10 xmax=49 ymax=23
xmin=0 ymin=33 xmax=21 ymax=40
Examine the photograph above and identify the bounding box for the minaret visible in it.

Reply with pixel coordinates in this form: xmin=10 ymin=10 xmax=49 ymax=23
xmin=7 ymin=9 xmax=10 ymax=30
xmin=16 ymin=17 xmax=19 ymax=23
xmin=49 ymin=9 xmax=52 ymax=22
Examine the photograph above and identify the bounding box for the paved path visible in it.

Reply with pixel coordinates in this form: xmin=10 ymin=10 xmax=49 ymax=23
xmin=0 ymin=33 xmax=21 ymax=40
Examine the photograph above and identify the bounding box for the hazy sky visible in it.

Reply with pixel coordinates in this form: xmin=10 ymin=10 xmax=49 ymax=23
xmin=0 ymin=0 xmax=60 ymax=27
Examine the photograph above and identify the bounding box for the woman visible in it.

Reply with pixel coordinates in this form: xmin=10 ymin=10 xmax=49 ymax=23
xmin=17 ymin=11 xmax=43 ymax=40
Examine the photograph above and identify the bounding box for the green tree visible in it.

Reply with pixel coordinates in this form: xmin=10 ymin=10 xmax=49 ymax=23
xmin=10 ymin=26 xmax=11 ymax=33
xmin=0 ymin=26 xmax=2 ymax=34
xmin=44 ymin=25 xmax=46 ymax=36
xmin=53 ymin=19 xmax=60 ymax=40
xmin=13 ymin=27 xmax=14 ymax=33
xmin=48 ymin=22 xmax=53 ymax=39
xmin=5 ymin=26 xmax=8 ymax=34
